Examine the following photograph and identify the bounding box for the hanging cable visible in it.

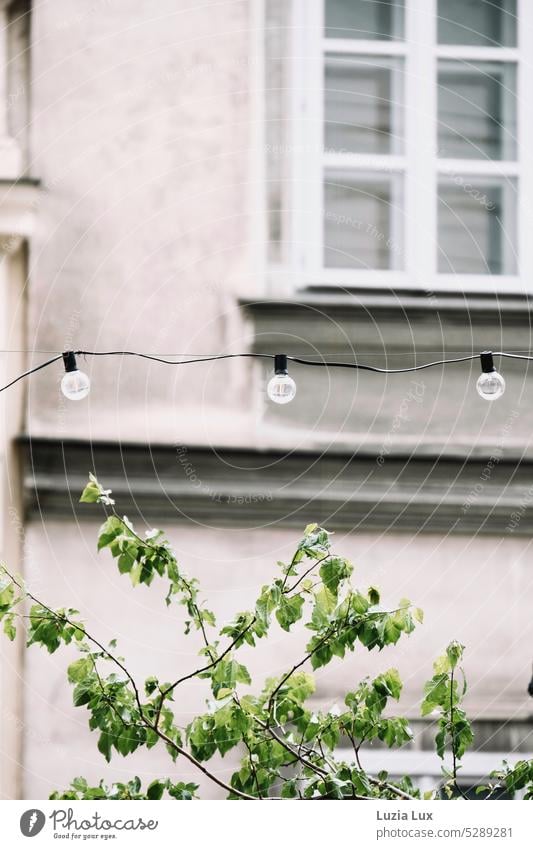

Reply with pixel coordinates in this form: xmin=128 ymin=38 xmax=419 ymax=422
xmin=0 ymin=347 xmax=530 ymax=403
xmin=0 ymin=354 xmax=64 ymax=394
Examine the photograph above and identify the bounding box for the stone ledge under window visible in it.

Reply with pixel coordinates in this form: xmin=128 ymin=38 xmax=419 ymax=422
xmin=19 ymin=436 xmax=533 ymax=535
xmin=240 ymin=293 xmax=533 ymax=354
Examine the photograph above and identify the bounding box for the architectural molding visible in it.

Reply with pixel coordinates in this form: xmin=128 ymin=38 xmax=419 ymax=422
xmin=19 ymin=436 xmax=533 ymax=536
xmin=241 ymin=294 xmax=533 ymax=354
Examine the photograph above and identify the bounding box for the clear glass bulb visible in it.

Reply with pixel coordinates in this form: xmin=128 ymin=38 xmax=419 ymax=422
xmin=267 ymin=373 xmax=296 ymax=405
xmin=476 ymin=370 xmax=505 ymax=401
xmin=61 ymin=369 xmax=91 ymax=401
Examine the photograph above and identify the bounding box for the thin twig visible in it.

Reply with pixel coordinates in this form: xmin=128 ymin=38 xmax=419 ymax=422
xmin=283 ymin=554 xmax=332 ymax=595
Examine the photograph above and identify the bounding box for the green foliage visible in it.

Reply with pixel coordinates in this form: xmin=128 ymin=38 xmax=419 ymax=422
xmin=50 ymin=775 xmax=198 ymax=800
xmin=80 ymin=473 xmax=115 ymax=506
xmin=0 ymin=574 xmax=18 ymax=641
xmin=421 ymin=641 xmax=474 ymax=796
xmin=27 ymin=605 xmax=85 ymax=653
xmin=92 ymin=503 xmax=216 ymax=643
xmin=0 ymin=475 xmax=527 ymax=801
xmin=484 ymin=761 xmax=533 ymax=799
xmin=276 ymin=594 xmax=305 ymax=631
xmin=210 ymin=657 xmax=251 ymax=698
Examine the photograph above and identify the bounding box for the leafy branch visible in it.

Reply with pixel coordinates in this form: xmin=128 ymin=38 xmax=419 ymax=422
xmin=421 ymin=641 xmax=473 ymax=798
xmin=1 ymin=474 xmax=528 ymax=800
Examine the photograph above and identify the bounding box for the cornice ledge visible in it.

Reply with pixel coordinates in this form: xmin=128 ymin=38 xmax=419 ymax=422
xmin=19 ymin=437 xmax=533 ymax=536
xmin=240 ymin=291 xmax=533 ymax=321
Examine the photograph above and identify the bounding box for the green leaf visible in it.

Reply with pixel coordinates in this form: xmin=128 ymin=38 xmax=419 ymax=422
xmin=80 ymin=480 xmax=101 ymax=504
xmin=433 ymin=654 xmax=451 ymax=675
xmin=167 ymin=781 xmax=198 ymax=800
xmin=374 ymin=668 xmax=402 ymax=701
xmin=446 ymin=641 xmax=464 ymax=670
xmin=97 ymin=731 xmax=112 ymax=762
xmin=211 ymin=658 xmax=251 ymax=697
xmin=286 ymin=671 xmax=315 ymax=703
xmin=129 ymin=561 xmax=142 ymax=587
xmin=421 ymin=674 xmax=448 ymax=716
xmin=382 ymin=617 xmax=402 ymax=645
xmin=80 ymin=474 xmax=115 ymax=506
xmin=118 ymin=550 xmax=137 ymax=574
xmin=276 ymin=594 xmax=304 ymax=631
xmin=281 ymin=779 xmax=298 ymax=798
xmin=202 ymin=609 xmax=216 ymax=628
xmin=67 ymin=657 xmax=93 ymax=684
xmin=368 ymin=586 xmax=380 ymax=605
xmin=0 ymin=579 xmax=15 ymax=614
xmin=349 ymin=592 xmax=370 ymax=615
xmin=144 ymin=676 xmax=159 ymax=696
xmin=319 ymin=557 xmax=353 ymax=597
xmin=2 ymin=614 xmax=16 ymax=641
xmin=72 ymin=682 xmax=93 ymax=707
xmin=315 ymin=585 xmax=337 ymax=615
xmin=310 ymin=641 xmax=333 ymax=670
xmin=97 ymin=516 xmax=124 ymax=551
xmin=351 ymin=769 xmax=372 ymax=797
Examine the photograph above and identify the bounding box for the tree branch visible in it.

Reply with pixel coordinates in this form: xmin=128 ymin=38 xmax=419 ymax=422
xmin=1 ymin=566 xmax=256 ymax=802
xmin=283 ymin=554 xmax=332 ymax=595
xmin=151 ymin=726 xmax=257 ymax=800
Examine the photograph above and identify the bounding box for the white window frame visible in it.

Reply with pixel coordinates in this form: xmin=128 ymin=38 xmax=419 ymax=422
xmin=283 ymin=0 xmax=533 ymax=295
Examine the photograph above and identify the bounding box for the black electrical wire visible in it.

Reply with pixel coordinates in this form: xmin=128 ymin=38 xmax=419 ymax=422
xmin=0 ymin=348 xmax=531 ymax=396
xmin=74 ymin=350 xmax=274 ymax=366
xmin=0 ymin=353 xmax=64 ymax=394
xmin=72 ymin=349 xmax=484 ymax=372
xmin=73 ymin=349 xmax=481 ymax=375
xmin=288 ymin=353 xmax=480 ymax=373
xmin=496 ymin=351 xmax=533 ymax=362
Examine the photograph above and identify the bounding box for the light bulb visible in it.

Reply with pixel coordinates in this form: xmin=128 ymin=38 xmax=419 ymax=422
xmin=476 ymin=351 xmax=505 ymax=401
xmin=61 ymin=351 xmax=90 ymax=400
xmin=267 ymin=353 xmax=296 ymax=404
xmin=476 ymin=371 xmax=505 ymax=401
xmin=61 ymin=369 xmax=90 ymax=400
xmin=267 ymin=373 xmax=296 ymax=404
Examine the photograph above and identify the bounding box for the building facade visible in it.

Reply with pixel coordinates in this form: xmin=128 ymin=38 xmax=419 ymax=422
xmin=1 ymin=0 xmax=533 ymax=799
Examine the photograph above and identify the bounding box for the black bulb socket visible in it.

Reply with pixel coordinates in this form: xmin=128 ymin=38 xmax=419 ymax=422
xmin=274 ymin=354 xmax=288 ymax=375
xmin=63 ymin=351 xmax=78 ymax=373
xmin=480 ymin=351 xmax=495 ymax=374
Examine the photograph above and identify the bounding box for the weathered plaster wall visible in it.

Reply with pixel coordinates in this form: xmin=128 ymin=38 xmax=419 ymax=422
xmin=28 ymin=0 xmax=257 ymax=444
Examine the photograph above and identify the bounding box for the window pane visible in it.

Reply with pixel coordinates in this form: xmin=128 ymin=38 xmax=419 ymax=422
xmin=325 ymin=56 xmax=403 ymax=154
xmin=437 ymin=178 xmax=517 ymax=274
xmin=438 ymin=0 xmax=517 ymax=47
xmin=324 ymin=173 xmax=403 ymax=269
xmin=325 ymin=0 xmax=404 ymax=40
xmin=438 ymin=61 xmax=517 ymax=160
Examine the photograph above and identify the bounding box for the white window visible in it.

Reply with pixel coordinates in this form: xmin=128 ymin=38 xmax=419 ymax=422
xmin=285 ymin=0 xmax=532 ymax=293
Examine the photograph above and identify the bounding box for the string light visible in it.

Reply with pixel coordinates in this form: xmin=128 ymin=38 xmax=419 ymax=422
xmin=476 ymin=351 xmax=506 ymax=402
xmin=60 ymin=352 xmax=91 ymax=401
xmin=0 ymin=348 xmax=529 ymax=404
xmin=267 ymin=354 xmax=297 ymax=404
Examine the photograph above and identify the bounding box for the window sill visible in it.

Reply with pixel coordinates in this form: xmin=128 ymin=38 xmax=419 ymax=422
xmin=240 ymin=288 xmax=533 ymax=323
